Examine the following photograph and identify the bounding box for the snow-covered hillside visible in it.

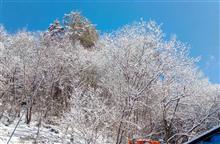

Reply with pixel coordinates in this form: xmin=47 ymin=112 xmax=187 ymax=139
xmin=0 ymin=117 xmax=71 ymax=144
xmin=0 ymin=12 xmax=220 ymax=144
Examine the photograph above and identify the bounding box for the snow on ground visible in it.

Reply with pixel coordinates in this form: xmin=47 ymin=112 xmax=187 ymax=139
xmin=0 ymin=116 xmax=72 ymax=144
xmin=0 ymin=114 xmax=110 ymax=144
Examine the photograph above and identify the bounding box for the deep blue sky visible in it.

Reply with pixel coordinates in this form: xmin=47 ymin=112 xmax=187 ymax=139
xmin=0 ymin=0 xmax=219 ymax=83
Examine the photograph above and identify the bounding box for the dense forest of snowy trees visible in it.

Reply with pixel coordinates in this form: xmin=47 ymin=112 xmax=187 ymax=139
xmin=0 ymin=12 xmax=220 ymax=144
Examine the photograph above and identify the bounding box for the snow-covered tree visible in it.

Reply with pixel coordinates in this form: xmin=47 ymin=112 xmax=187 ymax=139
xmin=64 ymin=11 xmax=98 ymax=48
xmin=0 ymin=13 xmax=219 ymax=144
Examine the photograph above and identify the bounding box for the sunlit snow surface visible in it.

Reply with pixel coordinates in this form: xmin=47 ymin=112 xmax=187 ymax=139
xmin=0 ymin=116 xmax=108 ymax=144
xmin=0 ymin=118 xmax=71 ymax=144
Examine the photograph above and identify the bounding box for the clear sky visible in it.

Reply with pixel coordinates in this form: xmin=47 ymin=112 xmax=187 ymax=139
xmin=0 ymin=0 xmax=219 ymax=83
